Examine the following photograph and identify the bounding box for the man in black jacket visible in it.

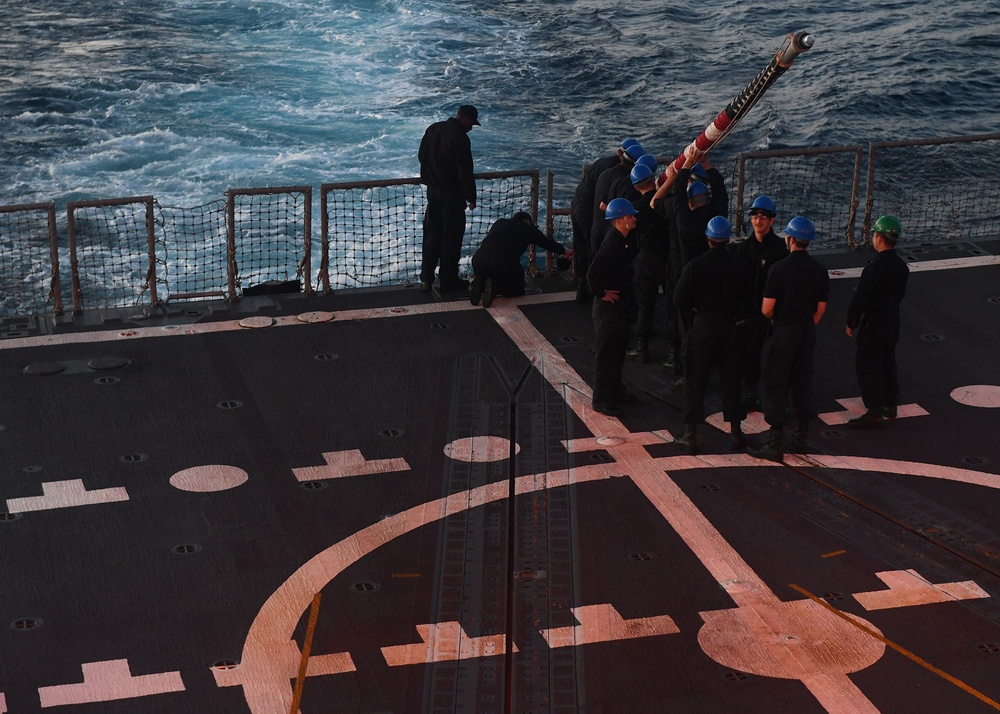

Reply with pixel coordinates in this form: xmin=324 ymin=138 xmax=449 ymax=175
xmin=672 ymin=216 xmax=752 ymax=454
xmin=729 ymin=195 xmax=788 ymax=411
xmin=470 ymin=212 xmax=573 ymax=308
xmin=418 ymin=104 xmax=480 ymax=293
xmin=845 ymin=214 xmax=910 ymax=428
xmin=587 ymin=198 xmax=638 ymax=417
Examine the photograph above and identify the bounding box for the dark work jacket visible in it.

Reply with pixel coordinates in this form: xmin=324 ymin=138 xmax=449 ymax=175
xmin=587 ymin=226 xmax=633 ymax=301
xmin=570 ymin=154 xmax=619 ymax=226
xmin=631 ymin=189 xmax=669 ymax=257
xmin=418 ymin=117 xmax=475 ymax=204
xmin=846 ymin=248 xmax=909 ymax=341
xmin=671 ymin=168 xmax=728 ymax=266
xmin=763 ymin=250 xmax=830 ymax=326
xmin=673 ymin=244 xmax=752 ymax=324
xmin=473 ymin=218 xmax=566 ymax=269
xmin=729 ymin=229 xmax=789 ymax=307
xmin=590 ymin=163 xmax=629 ymax=249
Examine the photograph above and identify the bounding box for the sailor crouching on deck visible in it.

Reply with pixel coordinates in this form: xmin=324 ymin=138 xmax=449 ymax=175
xmin=469 ymin=212 xmax=573 ymax=308
xmin=672 ymin=216 xmax=752 ymax=455
xmin=587 ymin=198 xmax=638 ymax=418
xmin=750 ymin=216 xmax=830 ymax=462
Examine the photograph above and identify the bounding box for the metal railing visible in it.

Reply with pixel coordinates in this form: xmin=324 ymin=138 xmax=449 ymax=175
xmin=2 ymin=134 xmax=998 ymax=319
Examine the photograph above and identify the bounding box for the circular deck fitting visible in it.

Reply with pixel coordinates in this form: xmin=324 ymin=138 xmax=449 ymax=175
xmin=299 ymin=480 xmax=328 ymax=492
xmin=23 ymin=362 xmax=64 ymax=376
xmin=297 ymin=311 xmax=335 ymax=324
xmin=596 ymin=436 xmax=625 ymax=447
xmin=161 ymin=325 xmax=181 ymax=332
xmin=429 ymin=322 xmax=449 ymax=329
xmin=822 ymin=592 xmax=845 ymax=602
xmin=0 ymin=512 xmax=23 ymax=522
xmin=94 ymin=375 xmax=121 ymax=385
xmin=184 ymin=309 xmax=202 ymax=316
xmin=389 ymin=307 xmax=408 ymax=314
xmin=590 ymin=452 xmax=614 ymax=462
xmin=170 ymin=465 xmax=248 ymax=493
xmin=212 ymin=659 xmax=240 ymax=671
xmin=238 ymin=316 xmax=274 ymax=329
xmin=88 ymin=356 xmax=131 ymax=370
xmin=920 ymin=333 xmax=944 ymax=342
xmin=23 ymin=465 xmax=43 ymax=473
xmin=988 ymin=297 xmax=1000 ymax=305
xmin=216 ymin=400 xmax=244 ymax=410
xmin=313 ymin=353 xmax=339 ymax=362
xmin=119 ymin=453 xmax=148 ymax=464
xmin=951 ymin=384 xmax=1000 ymax=408
xmin=11 ymin=617 xmax=42 ymax=632
xmin=380 ymin=428 xmax=405 ymax=437
xmin=723 ymin=671 xmax=751 ymax=682
xmin=171 ymin=543 xmax=202 ymax=555
xmin=351 ymin=581 xmax=380 ymax=593
xmin=701 ymin=483 xmax=721 ymax=492
xmin=629 ymin=552 xmax=655 ymax=562
xmin=560 ymin=335 xmax=581 ymax=343
xmin=444 ymin=436 xmax=519 ymax=463
xmin=119 ymin=330 xmax=139 ymax=338
xmin=977 ymin=642 xmax=1000 ymax=654
xmin=821 ymin=429 xmax=845 ymax=439
xmin=961 ymin=456 xmax=989 ymax=466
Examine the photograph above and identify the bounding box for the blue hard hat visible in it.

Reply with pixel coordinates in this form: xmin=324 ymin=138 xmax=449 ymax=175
xmin=630 ymin=163 xmax=654 ymax=185
xmin=605 ymin=197 xmax=639 ymax=220
xmin=750 ymin=195 xmax=777 ymax=215
xmin=690 ymin=162 xmax=710 ymax=181
xmin=783 ymin=215 xmax=816 ymax=242
xmin=705 ymin=216 xmax=732 ymax=240
xmin=620 ymin=137 xmax=640 ymax=151
xmin=624 ymin=143 xmax=646 ymax=162
xmin=686 ymin=181 xmax=710 ymax=199
xmin=636 ymin=154 xmax=659 ymax=174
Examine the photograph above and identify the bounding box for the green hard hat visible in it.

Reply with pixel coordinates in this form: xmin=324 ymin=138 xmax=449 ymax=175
xmin=873 ymin=214 xmax=901 ymax=236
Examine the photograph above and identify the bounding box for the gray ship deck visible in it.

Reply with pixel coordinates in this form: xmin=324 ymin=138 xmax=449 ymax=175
xmin=2 ymin=241 xmax=1000 ymax=713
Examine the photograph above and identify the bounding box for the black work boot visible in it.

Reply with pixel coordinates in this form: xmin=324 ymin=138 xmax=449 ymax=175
xmin=847 ymin=409 xmax=884 ymax=429
xmin=729 ymin=421 xmax=746 ymax=452
xmin=750 ymin=427 xmax=784 ymax=462
xmin=790 ymin=419 xmax=810 ymax=452
xmin=661 ymin=348 xmax=678 ymax=371
xmin=674 ymin=424 xmax=698 ymax=455
xmin=626 ymin=338 xmax=648 ymax=363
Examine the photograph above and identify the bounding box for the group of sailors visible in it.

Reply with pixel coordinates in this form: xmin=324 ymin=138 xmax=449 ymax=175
xmin=574 ymin=137 xmax=909 ymax=461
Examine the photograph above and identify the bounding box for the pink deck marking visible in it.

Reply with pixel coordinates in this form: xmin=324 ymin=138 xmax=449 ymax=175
xmin=443 ymin=436 xmax=520 ymax=462
xmin=853 ymin=569 xmax=990 ymax=611
xmin=212 ymin=641 xmax=355 ymax=689
xmin=6 ymin=479 xmax=128 ymax=514
xmin=292 ymin=449 xmax=410 ymax=482
xmin=168 ymin=465 xmax=248 ymax=492
xmin=819 ymin=397 xmax=929 ymax=425
xmin=951 ymin=384 xmax=1000 ymax=408
xmin=381 ymin=622 xmax=516 ymax=666
xmin=37 ymin=660 xmax=184 ymax=708
xmin=540 ymin=603 xmax=679 ymax=648
xmin=706 ymin=410 xmax=770 ymax=435
xmin=1 ymin=692 xmax=6 ymax=712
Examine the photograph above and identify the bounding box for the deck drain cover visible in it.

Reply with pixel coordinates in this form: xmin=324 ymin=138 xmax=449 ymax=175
xmin=300 ymin=480 xmax=328 ymax=491
xmin=217 ymin=400 xmax=244 ymax=410
xmin=23 ymin=362 xmax=64 ymax=376
xmin=171 ymin=543 xmax=202 ymax=555
xmin=88 ymin=357 xmax=131 ymax=370
xmin=119 ymin=453 xmax=148 ymax=464
xmin=351 ymin=581 xmax=380 ymax=593
xmin=380 ymin=428 xmax=405 ymax=437
xmin=95 ymin=375 xmax=121 ymax=385
xmin=314 ymin=353 xmax=339 ymax=361
xmin=11 ymin=617 xmax=41 ymax=631
xmin=630 ymin=552 xmax=655 ymax=562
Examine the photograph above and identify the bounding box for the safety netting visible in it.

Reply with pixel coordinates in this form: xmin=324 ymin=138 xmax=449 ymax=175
xmin=228 ymin=187 xmax=312 ymax=295
xmin=157 ymin=199 xmax=229 ymax=300
xmin=321 ymin=170 xmax=539 ymax=290
xmin=0 ymin=203 xmax=60 ymax=317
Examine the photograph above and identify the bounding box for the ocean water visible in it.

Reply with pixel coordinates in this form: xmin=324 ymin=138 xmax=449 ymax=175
xmin=2 ymin=0 xmax=999 ymax=210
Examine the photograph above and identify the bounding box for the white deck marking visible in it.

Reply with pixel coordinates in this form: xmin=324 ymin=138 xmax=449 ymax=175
xmin=291 ymin=449 xmax=409 ymax=482
xmin=443 ymin=436 xmax=520 ymax=462
xmin=168 ymin=465 xmax=248 ymax=492
xmin=853 ymin=569 xmax=990 ymax=611
xmin=6 ymin=479 xmax=128 ymax=514
xmin=37 ymin=659 xmax=184 ymax=708
xmin=829 ymin=254 xmax=1000 ymax=279
xmin=540 ymin=603 xmax=679 ymax=648
xmin=224 ymin=298 xmax=1000 ymax=712
xmin=819 ymin=397 xmax=928 ymax=425
xmin=951 ymin=384 xmax=1000 ymax=408
xmin=381 ymin=622 xmax=516 ymax=666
